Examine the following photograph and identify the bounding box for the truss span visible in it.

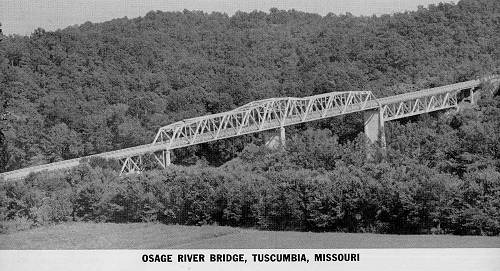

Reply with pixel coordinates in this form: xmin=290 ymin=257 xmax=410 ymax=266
xmin=152 ymin=91 xmax=378 ymax=149
xmin=379 ymin=79 xmax=481 ymax=121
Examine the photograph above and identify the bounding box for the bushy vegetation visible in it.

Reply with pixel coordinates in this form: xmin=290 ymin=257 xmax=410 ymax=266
xmin=1 ymin=93 xmax=499 ymax=235
xmin=1 ymin=0 xmax=499 ymax=235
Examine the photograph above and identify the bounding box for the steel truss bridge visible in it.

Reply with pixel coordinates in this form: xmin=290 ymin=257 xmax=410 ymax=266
xmin=1 ymin=76 xmax=498 ymax=181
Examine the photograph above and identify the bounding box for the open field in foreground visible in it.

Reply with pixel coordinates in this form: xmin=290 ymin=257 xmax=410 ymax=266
xmin=0 ymin=223 xmax=499 ymax=249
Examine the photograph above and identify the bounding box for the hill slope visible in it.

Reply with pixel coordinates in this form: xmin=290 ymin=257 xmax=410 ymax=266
xmin=1 ymin=0 xmax=499 ymax=170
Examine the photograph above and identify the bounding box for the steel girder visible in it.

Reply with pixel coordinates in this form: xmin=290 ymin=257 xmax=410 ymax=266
xmin=380 ymin=91 xmax=460 ymax=121
xmin=378 ymin=79 xmax=485 ymax=121
xmin=152 ymin=91 xmax=379 ymax=149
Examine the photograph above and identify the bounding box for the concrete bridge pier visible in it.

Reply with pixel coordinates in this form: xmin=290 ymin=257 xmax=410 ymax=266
xmin=280 ymin=126 xmax=285 ymax=147
xmin=462 ymin=87 xmax=477 ymax=106
xmin=363 ymin=108 xmax=386 ymax=158
xmin=264 ymin=126 xmax=286 ymax=149
xmin=154 ymin=149 xmax=171 ymax=169
xmin=469 ymin=88 xmax=476 ymax=105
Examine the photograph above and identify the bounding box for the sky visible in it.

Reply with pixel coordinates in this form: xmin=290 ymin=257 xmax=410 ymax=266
xmin=1 ymin=0 xmax=449 ymax=35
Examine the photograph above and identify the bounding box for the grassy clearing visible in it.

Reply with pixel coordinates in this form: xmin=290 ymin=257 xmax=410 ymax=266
xmin=0 ymin=222 xmax=498 ymax=249
xmin=0 ymin=223 xmax=238 ymax=249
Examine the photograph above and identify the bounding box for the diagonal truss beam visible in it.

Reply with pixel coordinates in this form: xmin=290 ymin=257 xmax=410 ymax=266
xmin=152 ymin=91 xmax=379 ymax=150
xmin=380 ymin=89 xmax=460 ymax=121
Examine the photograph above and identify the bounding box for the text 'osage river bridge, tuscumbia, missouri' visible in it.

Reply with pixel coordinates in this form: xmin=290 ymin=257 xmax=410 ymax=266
xmin=1 ymin=76 xmax=499 ymax=181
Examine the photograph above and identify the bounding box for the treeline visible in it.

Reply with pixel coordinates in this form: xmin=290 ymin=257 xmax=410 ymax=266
xmin=1 ymin=0 xmax=500 ymax=171
xmin=1 ymin=93 xmax=499 ymax=235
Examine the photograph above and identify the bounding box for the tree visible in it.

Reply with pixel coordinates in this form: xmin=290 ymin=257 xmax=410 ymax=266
xmin=0 ymin=130 xmax=7 ymax=172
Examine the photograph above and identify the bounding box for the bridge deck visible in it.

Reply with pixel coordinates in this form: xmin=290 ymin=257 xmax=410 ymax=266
xmin=378 ymin=80 xmax=480 ymax=104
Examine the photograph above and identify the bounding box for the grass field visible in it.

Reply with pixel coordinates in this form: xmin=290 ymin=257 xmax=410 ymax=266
xmin=0 ymin=222 xmax=499 ymax=249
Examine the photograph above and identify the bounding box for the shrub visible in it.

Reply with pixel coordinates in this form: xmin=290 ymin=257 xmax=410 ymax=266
xmin=0 ymin=216 xmax=33 ymax=233
xmin=1 ymin=146 xmax=499 ymax=236
xmin=222 ymin=173 xmax=261 ymax=227
xmin=30 ymin=189 xmax=73 ymax=225
xmin=73 ymin=180 xmax=107 ymax=221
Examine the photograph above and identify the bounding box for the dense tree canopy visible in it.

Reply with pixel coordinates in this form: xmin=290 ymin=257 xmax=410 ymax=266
xmin=0 ymin=0 xmax=499 ymax=170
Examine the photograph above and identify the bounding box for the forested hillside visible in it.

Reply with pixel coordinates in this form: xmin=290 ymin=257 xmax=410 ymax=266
xmin=0 ymin=0 xmax=499 ymax=235
xmin=1 ymin=0 xmax=499 ymax=170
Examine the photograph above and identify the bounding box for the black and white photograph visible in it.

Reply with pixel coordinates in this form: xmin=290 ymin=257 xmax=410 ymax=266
xmin=0 ymin=0 xmax=499 ymax=270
